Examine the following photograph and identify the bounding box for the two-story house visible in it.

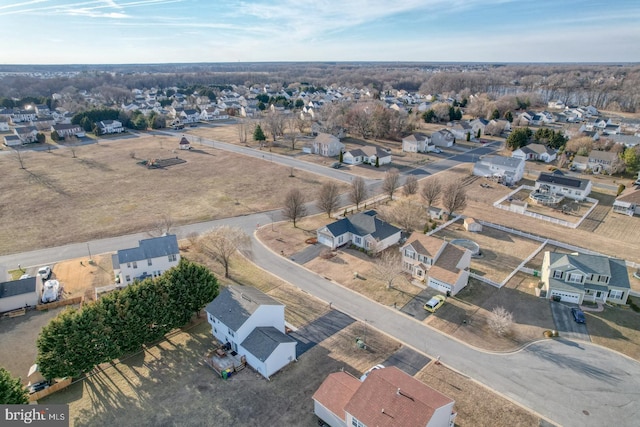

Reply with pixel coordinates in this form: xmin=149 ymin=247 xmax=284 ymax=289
xmin=96 ymin=120 xmax=124 ymax=134
xmin=13 ymin=126 xmax=38 ymax=143
xmin=303 ymin=132 xmax=345 ymax=157
xmin=313 ymin=366 xmax=456 ymax=427
xmin=473 ymin=155 xmax=525 ymax=185
xmin=317 ymin=210 xmax=402 ymax=254
xmin=541 ymin=251 xmax=630 ymax=305
xmin=342 ymin=146 xmax=391 ymax=166
xmin=402 ymin=132 xmax=434 ymax=153
xmin=586 ymin=150 xmax=620 ymax=174
xmin=534 ymin=172 xmax=592 ymax=201
xmin=180 ymin=109 xmax=200 ymax=124
xmin=400 ymin=233 xmax=472 ymax=296
xmin=205 ymin=285 xmax=297 ymax=379
xmin=431 ymin=129 xmax=455 ymax=147
xmin=449 ymin=121 xmax=473 ymax=140
xmin=112 ymin=234 xmax=180 ymax=285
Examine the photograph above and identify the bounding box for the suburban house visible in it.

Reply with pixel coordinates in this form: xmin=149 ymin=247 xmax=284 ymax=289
xmin=112 ymin=234 xmax=180 ymax=285
xmin=486 ymin=119 xmax=511 ymax=135
xmin=342 ymin=146 xmax=392 ymax=166
xmin=13 ymin=126 xmax=38 ymax=143
xmin=470 ymin=118 xmax=489 ymax=136
xmin=535 ymin=172 xmax=592 ymax=200
xmin=400 ymin=232 xmax=471 ymax=296
xmin=431 ymin=129 xmax=455 ymax=147
xmin=3 ymin=135 xmax=22 ymax=147
xmin=586 ymin=150 xmax=620 ymax=174
xmin=316 ymin=210 xmax=402 ymax=254
xmin=0 ymin=276 xmax=40 ymax=313
xmin=205 ymin=285 xmax=297 ymax=379
xmin=200 ymin=107 xmax=229 ymax=121
xmin=180 ymin=109 xmax=200 ymax=123
xmin=541 ymin=251 xmax=630 ymax=305
xmin=511 ymin=143 xmax=557 ymax=163
xmin=449 ymin=121 xmax=472 ymax=140
xmin=612 ymin=186 xmax=640 ymax=216
xmin=313 ymin=366 xmax=456 ymax=427
xmin=96 ymin=120 xmax=124 ymax=134
xmin=473 ymin=155 xmax=525 ymax=185
xmin=51 ymin=123 xmax=84 ymax=139
xmin=0 ymin=120 xmax=9 ymax=132
xmin=571 ymin=155 xmax=589 ymax=171
xmin=303 ymin=132 xmax=344 ymax=157
xmin=402 ymin=132 xmax=433 ymax=153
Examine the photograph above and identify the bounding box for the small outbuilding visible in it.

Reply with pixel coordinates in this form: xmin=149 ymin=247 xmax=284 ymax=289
xmin=463 ymin=217 xmax=482 ymax=232
xmin=178 ymin=136 xmax=191 ymax=150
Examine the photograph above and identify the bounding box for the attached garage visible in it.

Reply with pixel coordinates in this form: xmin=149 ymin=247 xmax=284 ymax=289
xmin=317 ymin=232 xmax=334 ymax=248
xmin=428 ymin=277 xmax=452 ymax=295
xmin=549 ymin=290 xmax=581 ymax=304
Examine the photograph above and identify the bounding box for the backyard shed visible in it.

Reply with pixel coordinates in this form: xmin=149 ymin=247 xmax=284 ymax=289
xmin=463 ymin=218 xmax=482 ymax=232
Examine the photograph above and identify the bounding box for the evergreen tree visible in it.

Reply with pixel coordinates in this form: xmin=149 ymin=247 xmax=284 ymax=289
xmin=375 ymin=157 xmax=380 ymax=168
xmin=0 ymin=367 xmax=28 ymax=404
xmin=506 ymin=127 xmax=532 ymax=150
xmin=339 ymin=150 xmax=343 ymax=163
xmin=491 ymin=109 xmax=500 ymax=120
xmin=504 ymin=111 xmax=513 ymax=122
xmin=253 ymin=124 xmax=266 ymax=141
xmin=466 ymin=132 xmax=471 ymax=142
xmin=476 ymin=129 xmax=481 ymax=139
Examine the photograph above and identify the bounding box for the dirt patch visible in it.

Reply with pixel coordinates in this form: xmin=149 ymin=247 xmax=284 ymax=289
xmin=52 ymin=254 xmax=114 ymax=302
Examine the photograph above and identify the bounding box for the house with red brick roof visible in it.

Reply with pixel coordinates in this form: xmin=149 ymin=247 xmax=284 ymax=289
xmin=313 ymin=366 xmax=456 ymax=427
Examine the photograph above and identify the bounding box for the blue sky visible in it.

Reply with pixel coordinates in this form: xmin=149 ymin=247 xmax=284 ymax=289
xmin=1 ymin=0 xmax=639 ymax=64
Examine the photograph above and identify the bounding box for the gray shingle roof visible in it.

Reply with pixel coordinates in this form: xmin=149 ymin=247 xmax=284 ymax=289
xmin=241 ymin=326 xmax=296 ymax=361
xmin=117 ymin=234 xmax=179 ymax=264
xmin=205 ymin=285 xmax=282 ymax=331
xmin=481 ymin=155 xmax=523 ymax=169
xmin=0 ymin=277 xmax=37 ymax=299
xmin=548 ymin=252 xmax=630 ymax=290
xmin=325 ymin=210 xmax=401 ymax=241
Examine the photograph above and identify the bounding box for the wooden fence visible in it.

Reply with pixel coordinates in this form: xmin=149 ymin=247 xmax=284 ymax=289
xmin=28 ymin=377 xmax=72 ymax=402
xmin=36 ymin=296 xmax=83 ymax=311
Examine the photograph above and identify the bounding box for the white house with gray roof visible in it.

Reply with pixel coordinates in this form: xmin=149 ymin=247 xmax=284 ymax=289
xmin=535 ymin=172 xmax=592 ymax=200
xmin=205 ymin=285 xmax=297 ymax=379
xmin=473 ymin=155 xmax=524 ymax=185
xmin=0 ymin=276 xmax=40 ymax=313
xmin=316 ymin=210 xmax=402 ymax=254
xmin=541 ymin=251 xmax=630 ymax=305
xmin=511 ymin=143 xmax=557 ymax=163
xmin=112 ymin=234 xmax=180 ymax=285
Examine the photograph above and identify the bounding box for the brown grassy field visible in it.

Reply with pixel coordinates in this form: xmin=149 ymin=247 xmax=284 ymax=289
xmin=586 ymin=306 xmax=640 ymax=361
xmin=0 ymin=132 xmax=340 ymax=255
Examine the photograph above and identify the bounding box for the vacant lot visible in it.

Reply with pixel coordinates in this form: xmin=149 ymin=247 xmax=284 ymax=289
xmin=0 ymin=133 xmax=340 ymax=255
xmin=432 ymin=220 xmax=542 ymax=283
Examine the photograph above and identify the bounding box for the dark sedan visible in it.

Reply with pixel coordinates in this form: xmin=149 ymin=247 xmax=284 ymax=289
xmin=571 ymin=307 xmax=586 ymax=324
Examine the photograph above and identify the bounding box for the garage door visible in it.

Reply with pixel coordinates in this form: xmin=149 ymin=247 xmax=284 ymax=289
xmin=317 ymin=234 xmax=333 ymax=248
xmin=550 ymin=290 xmax=580 ymax=304
xmin=428 ymin=278 xmax=451 ymax=294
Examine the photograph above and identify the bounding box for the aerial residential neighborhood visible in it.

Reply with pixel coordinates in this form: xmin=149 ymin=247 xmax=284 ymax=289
xmin=1 ymin=4 xmax=640 ymax=427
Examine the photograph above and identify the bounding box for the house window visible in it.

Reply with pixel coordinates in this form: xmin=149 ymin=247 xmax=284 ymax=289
xmin=354 ymin=236 xmax=362 ymax=245
xmin=168 ymin=254 xmax=177 ymax=262
xmin=127 ymin=262 xmax=131 ymax=268
xmin=338 ymin=236 xmax=344 ymax=244
xmin=228 ymin=329 xmax=234 ymax=337
xmin=351 ymin=417 xmax=366 ymax=427
xmin=147 ymin=259 xmax=153 ymax=266
xmin=132 ymin=261 xmax=138 ymax=269
xmin=405 ymin=250 xmax=415 ymax=260
xmin=125 ymin=275 xmax=131 ymax=282
xmin=552 ymin=270 xmax=563 ymax=279
xmin=567 ymin=273 xmax=583 ymax=283
xmin=609 ymin=289 xmax=624 ymax=300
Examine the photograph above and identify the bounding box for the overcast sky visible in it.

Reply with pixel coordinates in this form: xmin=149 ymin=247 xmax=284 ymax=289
xmin=1 ymin=0 xmax=639 ymax=64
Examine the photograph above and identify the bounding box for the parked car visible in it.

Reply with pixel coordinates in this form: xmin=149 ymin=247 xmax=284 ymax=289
xmin=360 ymin=364 xmax=385 ymax=381
xmin=19 ymin=274 xmax=32 ymax=280
xmin=424 ymin=295 xmax=446 ymax=313
xmin=38 ymin=266 xmax=52 ymax=280
xmin=571 ymin=307 xmax=586 ymax=324
xmin=27 ymin=381 xmax=50 ymax=394
xmin=432 ymin=148 xmax=442 ymax=154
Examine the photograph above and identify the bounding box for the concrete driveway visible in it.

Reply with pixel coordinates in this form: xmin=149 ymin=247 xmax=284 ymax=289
xmin=549 ymin=301 xmax=591 ymax=342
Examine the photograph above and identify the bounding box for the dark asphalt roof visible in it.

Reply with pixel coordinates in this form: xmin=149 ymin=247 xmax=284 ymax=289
xmin=241 ymin=326 xmax=296 ymax=361
xmin=117 ymin=234 xmax=179 ymax=264
xmin=537 ymin=172 xmax=590 ymax=190
xmin=205 ymin=285 xmax=283 ymax=331
xmin=325 ymin=210 xmax=401 ymax=240
xmin=0 ymin=277 xmax=37 ymax=299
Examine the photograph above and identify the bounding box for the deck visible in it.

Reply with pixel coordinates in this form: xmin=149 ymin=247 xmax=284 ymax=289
xmin=203 ymin=347 xmax=246 ymax=378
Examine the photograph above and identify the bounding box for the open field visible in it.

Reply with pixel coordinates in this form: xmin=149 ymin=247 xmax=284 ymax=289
xmin=432 ymin=220 xmax=542 ymax=283
xmin=0 ymin=132 xmax=344 ymax=255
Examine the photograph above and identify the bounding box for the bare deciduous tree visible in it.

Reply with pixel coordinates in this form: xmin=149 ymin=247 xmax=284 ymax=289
xmin=442 ymin=180 xmax=467 ymax=218
xmin=382 ymin=168 xmax=401 ymax=199
xmin=421 ymin=177 xmax=442 ymax=208
xmin=488 ymin=306 xmax=514 ymax=336
xmin=148 ymin=214 xmax=173 ymax=237
xmin=350 ymin=177 xmax=368 ymax=210
xmin=282 ymin=188 xmax=307 ymax=227
xmin=237 ymin=120 xmax=248 ymax=144
xmin=263 ymin=110 xmax=285 ymax=144
xmin=285 ymin=116 xmax=298 ymax=150
xmin=13 ymin=149 xmax=26 ymax=169
xmin=381 ymin=200 xmax=427 ymax=232
xmin=373 ymin=249 xmax=404 ymax=289
xmin=403 ymin=175 xmax=418 ymax=196
xmin=198 ymin=226 xmax=251 ymax=278
xmin=316 ymin=182 xmax=341 ymax=217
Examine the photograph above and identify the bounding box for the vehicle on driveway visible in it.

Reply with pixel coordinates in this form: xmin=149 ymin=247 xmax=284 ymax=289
xmin=424 ymin=295 xmax=446 ymax=313
xmin=360 ymin=364 xmax=384 ymax=381
xmin=571 ymin=307 xmax=586 ymax=324
xmin=38 ymin=266 xmax=52 ymax=280
xmin=19 ymin=273 xmax=32 ymax=280
xmin=27 ymin=381 xmax=50 ymax=394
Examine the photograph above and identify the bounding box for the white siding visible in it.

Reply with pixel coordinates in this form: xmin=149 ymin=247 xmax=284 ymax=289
xmin=0 ymin=291 xmax=39 ymax=312
xmin=119 ymin=254 xmax=180 ymax=285
xmin=313 ymin=401 xmax=346 ymax=427
xmin=426 ymin=402 xmax=456 ymax=427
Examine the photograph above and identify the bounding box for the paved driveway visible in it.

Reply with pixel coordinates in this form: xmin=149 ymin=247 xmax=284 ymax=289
xmin=290 ymin=243 xmax=324 ymax=265
xmin=549 ymin=301 xmax=591 ymax=342
xmin=381 ymin=346 xmax=431 ymax=376
xmin=289 ymin=310 xmax=356 ymax=358
xmin=399 ymin=287 xmax=438 ymax=321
